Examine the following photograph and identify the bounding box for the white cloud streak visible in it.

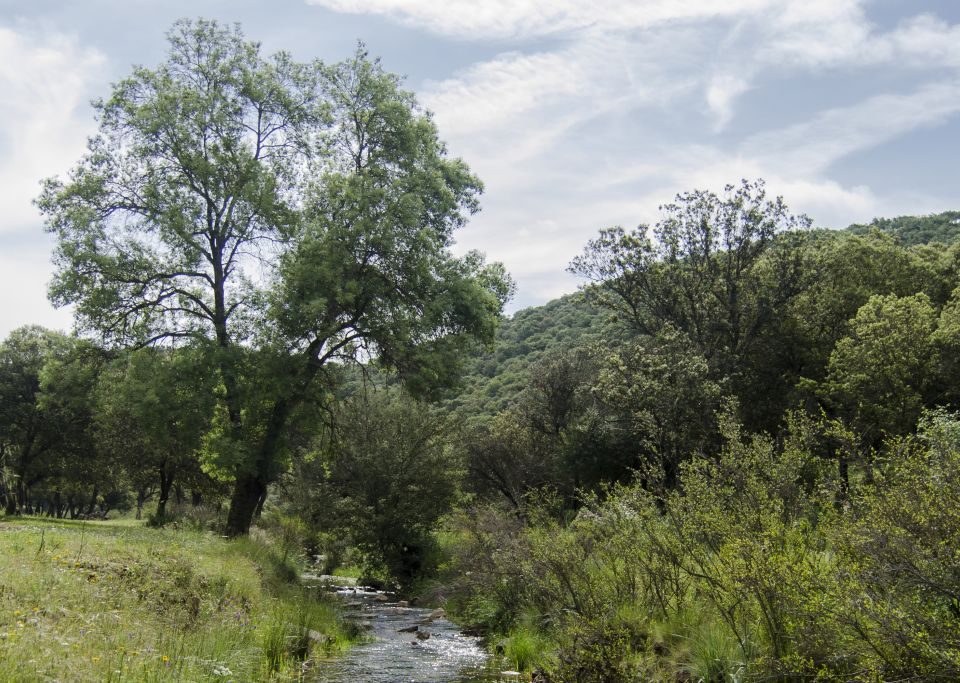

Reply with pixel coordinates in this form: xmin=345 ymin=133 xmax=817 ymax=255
xmin=384 ymin=0 xmax=960 ymax=305
xmin=307 ymin=0 xmax=776 ymax=40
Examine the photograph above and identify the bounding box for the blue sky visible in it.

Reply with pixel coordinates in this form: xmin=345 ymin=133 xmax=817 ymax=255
xmin=2 ymin=0 xmax=960 ymax=337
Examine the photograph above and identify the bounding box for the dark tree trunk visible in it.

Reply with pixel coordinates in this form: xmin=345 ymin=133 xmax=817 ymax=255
xmin=157 ymin=467 xmax=174 ymax=520
xmin=17 ymin=480 xmax=28 ymax=516
xmin=225 ymin=472 xmax=266 ymax=536
xmin=86 ymin=487 xmax=98 ymax=515
xmin=191 ymin=490 xmax=202 ymax=507
xmin=225 ymin=394 xmax=295 ymax=536
xmin=837 ymin=453 xmax=850 ymax=507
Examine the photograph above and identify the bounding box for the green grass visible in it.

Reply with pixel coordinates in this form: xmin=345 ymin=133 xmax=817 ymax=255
xmin=0 ymin=517 xmax=357 ymax=681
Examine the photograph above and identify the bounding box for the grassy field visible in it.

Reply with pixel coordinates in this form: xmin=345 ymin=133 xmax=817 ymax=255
xmin=0 ymin=517 xmax=356 ymax=681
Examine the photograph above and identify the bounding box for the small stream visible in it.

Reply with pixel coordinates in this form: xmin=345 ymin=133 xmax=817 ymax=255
xmin=306 ymin=576 xmax=509 ymax=682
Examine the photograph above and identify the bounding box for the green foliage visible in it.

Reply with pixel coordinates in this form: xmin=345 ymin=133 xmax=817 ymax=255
xmin=829 ymin=409 xmax=960 ymax=678
xmin=593 ymin=325 xmax=722 ymax=487
xmin=38 ymin=18 xmax=510 ymax=535
xmin=0 ymin=327 xmax=119 ymax=517
xmin=570 ymin=180 xmax=810 ymax=377
xmin=819 ymin=292 xmax=938 ymax=443
xmin=443 ymin=407 xmax=960 ymax=680
xmin=448 ymin=292 xmax=617 ymax=420
xmin=845 ymin=210 xmax=960 ymax=246
xmin=502 ymin=619 xmax=555 ymax=672
xmin=95 ymin=347 xmax=218 ymax=520
xmin=279 ymin=386 xmax=461 ymax=589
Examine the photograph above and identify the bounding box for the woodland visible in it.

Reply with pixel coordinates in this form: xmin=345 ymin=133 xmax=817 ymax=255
xmin=3 ymin=18 xmax=960 ymax=682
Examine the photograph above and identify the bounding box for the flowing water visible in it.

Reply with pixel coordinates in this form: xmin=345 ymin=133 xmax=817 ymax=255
xmin=306 ymin=577 xmax=509 ymax=683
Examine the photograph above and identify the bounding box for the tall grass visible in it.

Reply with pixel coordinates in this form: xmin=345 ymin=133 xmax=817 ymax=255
xmin=0 ymin=517 xmax=355 ymax=681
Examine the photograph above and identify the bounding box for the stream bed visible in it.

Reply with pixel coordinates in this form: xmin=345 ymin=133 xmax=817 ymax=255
xmin=307 ymin=577 xmax=510 ymax=682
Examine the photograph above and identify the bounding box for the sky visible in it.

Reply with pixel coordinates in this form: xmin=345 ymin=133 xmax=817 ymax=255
xmin=2 ymin=0 xmax=960 ymax=338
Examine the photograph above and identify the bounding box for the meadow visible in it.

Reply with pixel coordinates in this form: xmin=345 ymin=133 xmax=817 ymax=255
xmin=0 ymin=517 xmax=355 ymax=682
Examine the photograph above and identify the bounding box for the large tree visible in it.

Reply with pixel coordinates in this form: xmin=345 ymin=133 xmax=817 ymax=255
xmin=569 ymin=179 xmax=810 ymax=430
xmin=38 ymin=19 xmax=511 ymax=535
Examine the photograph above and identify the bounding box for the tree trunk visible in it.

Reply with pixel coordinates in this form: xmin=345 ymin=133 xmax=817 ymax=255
xmin=254 ymin=488 xmax=267 ymax=518
xmin=837 ymin=452 xmax=850 ymax=508
xmin=86 ymin=487 xmax=98 ymax=515
xmin=225 ymin=471 xmax=266 ymax=536
xmin=225 ymin=393 xmax=296 ymax=536
xmin=157 ymin=468 xmax=174 ymax=520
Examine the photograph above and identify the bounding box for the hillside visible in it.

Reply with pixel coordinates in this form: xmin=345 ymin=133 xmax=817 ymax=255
xmin=844 ymin=210 xmax=960 ymax=245
xmin=449 ymin=210 xmax=960 ymax=422
xmin=446 ymin=292 xmax=622 ymax=420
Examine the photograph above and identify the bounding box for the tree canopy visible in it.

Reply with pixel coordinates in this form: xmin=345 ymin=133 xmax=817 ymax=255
xmin=38 ymin=19 xmax=511 ymax=535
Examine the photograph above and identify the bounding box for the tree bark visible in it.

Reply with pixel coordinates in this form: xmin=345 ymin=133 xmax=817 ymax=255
xmin=157 ymin=468 xmax=174 ymax=520
xmin=224 ymin=395 xmax=296 ymax=535
xmin=225 ymin=471 xmax=266 ymax=536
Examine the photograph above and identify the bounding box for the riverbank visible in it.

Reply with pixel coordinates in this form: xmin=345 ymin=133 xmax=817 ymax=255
xmin=0 ymin=517 xmax=356 ymax=681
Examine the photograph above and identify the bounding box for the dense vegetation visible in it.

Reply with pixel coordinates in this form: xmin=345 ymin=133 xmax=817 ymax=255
xmin=428 ymin=186 xmax=960 ymax=680
xmin=3 ymin=16 xmax=960 ymax=682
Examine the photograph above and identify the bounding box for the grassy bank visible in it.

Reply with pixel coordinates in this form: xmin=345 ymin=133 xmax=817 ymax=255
xmin=0 ymin=517 xmax=356 ymax=681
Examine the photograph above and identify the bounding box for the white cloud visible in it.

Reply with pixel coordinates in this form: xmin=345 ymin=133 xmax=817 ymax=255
xmin=0 ymin=25 xmax=105 ymax=232
xmin=307 ymin=0 xmax=776 ymax=40
xmin=742 ymin=81 xmax=960 ymax=174
xmin=0 ymin=235 xmax=74 ymax=339
xmin=402 ymin=0 xmax=960 ymax=308
xmin=0 ymin=25 xmax=104 ymax=337
xmin=706 ymin=73 xmax=751 ymax=131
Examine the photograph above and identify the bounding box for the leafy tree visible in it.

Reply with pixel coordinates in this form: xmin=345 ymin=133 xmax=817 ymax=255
xmin=593 ymin=325 xmax=722 ymax=489
xmin=787 ymin=230 xmax=942 ymax=386
xmin=933 ymin=286 xmax=960 ymax=408
xmin=463 ymin=412 xmax=561 ymax=512
xmin=38 ymin=20 xmax=510 ymax=534
xmin=832 ymin=409 xmax=960 ymax=678
xmin=0 ymin=327 xmax=71 ymax=513
xmin=570 ymin=180 xmax=810 ymax=378
xmin=95 ymin=348 xmax=215 ymax=520
xmin=845 ymin=210 xmax=960 ymax=246
xmin=36 ymin=339 xmax=117 ymax=517
xmin=292 ymin=388 xmax=460 ymax=587
xmin=818 ymin=293 xmax=938 ymax=447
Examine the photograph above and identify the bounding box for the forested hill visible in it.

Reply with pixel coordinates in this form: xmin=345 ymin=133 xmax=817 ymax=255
xmin=446 ymin=293 xmax=621 ymax=419
xmin=844 ymin=209 xmax=960 ymax=245
xmin=450 ymin=210 xmax=960 ymax=422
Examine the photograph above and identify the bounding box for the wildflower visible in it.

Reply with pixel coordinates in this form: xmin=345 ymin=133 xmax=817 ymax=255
xmin=91 ymin=656 xmax=100 ymax=663
xmin=162 ymin=655 xmax=170 ymax=664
